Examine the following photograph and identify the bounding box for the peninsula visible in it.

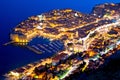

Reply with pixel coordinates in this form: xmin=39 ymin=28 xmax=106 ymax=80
xmin=5 ymin=3 xmax=120 ymax=80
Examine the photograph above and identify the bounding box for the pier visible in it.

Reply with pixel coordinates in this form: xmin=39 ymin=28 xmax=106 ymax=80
xmin=3 ymin=41 xmax=14 ymax=46
xmin=26 ymin=46 xmax=42 ymax=54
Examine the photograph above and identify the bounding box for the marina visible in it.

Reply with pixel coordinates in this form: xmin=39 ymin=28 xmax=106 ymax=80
xmin=26 ymin=40 xmax=64 ymax=54
xmin=2 ymin=2 xmax=120 ymax=80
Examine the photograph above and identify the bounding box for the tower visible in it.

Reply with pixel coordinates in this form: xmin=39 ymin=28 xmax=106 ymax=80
xmin=75 ymin=31 xmax=79 ymax=38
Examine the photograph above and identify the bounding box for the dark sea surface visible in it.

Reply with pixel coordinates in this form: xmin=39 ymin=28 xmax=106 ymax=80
xmin=0 ymin=0 xmax=120 ymax=79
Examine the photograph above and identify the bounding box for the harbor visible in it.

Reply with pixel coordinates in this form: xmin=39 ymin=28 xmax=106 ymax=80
xmin=2 ymin=2 xmax=120 ymax=80
xmin=26 ymin=40 xmax=64 ymax=54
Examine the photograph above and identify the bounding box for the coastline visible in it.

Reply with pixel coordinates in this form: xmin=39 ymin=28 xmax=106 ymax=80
xmin=1 ymin=1 xmax=120 ymax=80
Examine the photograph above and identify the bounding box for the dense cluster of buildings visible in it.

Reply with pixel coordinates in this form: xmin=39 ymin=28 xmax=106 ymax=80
xmin=5 ymin=3 xmax=120 ymax=80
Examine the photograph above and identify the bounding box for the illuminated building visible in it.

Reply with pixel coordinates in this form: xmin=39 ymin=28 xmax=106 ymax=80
xmin=5 ymin=3 xmax=120 ymax=80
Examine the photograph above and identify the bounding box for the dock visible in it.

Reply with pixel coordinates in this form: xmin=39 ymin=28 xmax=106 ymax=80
xmin=3 ymin=41 xmax=14 ymax=46
xmin=26 ymin=46 xmax=42 ymax=54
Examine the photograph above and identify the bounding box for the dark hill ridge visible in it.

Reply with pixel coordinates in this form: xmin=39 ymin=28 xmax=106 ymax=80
xmin=86 ymin=50 xmax=120 ymax=80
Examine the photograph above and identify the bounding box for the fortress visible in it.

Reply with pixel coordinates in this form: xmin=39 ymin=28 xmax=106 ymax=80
xmin=11 ymin=3 xmax=120 ymax=52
